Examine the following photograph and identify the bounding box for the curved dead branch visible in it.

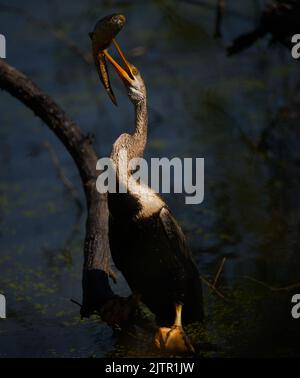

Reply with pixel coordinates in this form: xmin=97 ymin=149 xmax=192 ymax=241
xmin=0 ymin=59 xmax=117 ymax=318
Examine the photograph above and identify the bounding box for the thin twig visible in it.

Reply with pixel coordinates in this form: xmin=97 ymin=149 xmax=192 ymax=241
xmin=178 ymin=0 xmax=252 ymax=21
xmin=70 ymin=298 xmax=83 ymax=308
xmin=43 ymin=141 xmax=84 ymax=212
xmin=70 ymin=298 xmax=100 ymax=316
xmin=243 ymin=276 xmax=300 ymax=292
xmin=200 ymin=275 xmax=226 ymax=299
xmin=214 ymin=0 xmax=225 ymax=38
xmin=213 ymin=256 xmax=226 ymax=288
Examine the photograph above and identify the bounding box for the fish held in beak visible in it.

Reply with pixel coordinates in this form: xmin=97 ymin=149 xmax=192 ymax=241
xmin=89 ymin=14 xmax=126 ymax=105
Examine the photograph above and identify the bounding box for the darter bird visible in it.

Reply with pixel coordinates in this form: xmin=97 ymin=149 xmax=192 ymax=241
xmin=90 ymin=16 xmax=203 ymax=351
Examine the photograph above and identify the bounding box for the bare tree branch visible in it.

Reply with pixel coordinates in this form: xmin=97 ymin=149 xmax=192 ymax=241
xmin=0 ymin=59 xmax=118 ymax=318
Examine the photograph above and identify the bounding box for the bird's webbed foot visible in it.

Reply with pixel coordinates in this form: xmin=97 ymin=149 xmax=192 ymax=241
xmin=154 ymin=304 xmax=195 ymax=355
xmin=154 ymin=325 xmax=195 ymax=355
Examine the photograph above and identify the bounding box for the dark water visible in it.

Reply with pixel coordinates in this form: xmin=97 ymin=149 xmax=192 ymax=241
xmin=0 ymin=0 xmax=300 ymax=357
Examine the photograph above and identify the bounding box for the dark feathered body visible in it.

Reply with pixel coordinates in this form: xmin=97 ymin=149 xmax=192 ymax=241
xmin=108 ymin=191 xmax=204 ymax=326
xmin=101 ymin=44 xmax=203 ymax=327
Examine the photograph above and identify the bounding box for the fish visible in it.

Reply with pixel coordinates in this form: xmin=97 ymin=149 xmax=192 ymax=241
xmin=89 ymin=14 xmax=126 ymax=105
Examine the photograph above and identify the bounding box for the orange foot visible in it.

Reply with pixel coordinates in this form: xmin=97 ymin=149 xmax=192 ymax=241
xmin=154 ymin=304 xmax=195 ymax=355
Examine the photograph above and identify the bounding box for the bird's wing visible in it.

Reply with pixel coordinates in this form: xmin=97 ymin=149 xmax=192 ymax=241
xmin=158 ymin=207 xmax=194 ymax=302
xmin=159 ymin=207 xmax=190 ymax=260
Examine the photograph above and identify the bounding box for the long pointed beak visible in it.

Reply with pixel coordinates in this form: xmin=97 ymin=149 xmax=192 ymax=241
xmin=97 ymin=53 xmax=117 ymax=106
xmin=103 ymin=39 xmax=134 ymax=86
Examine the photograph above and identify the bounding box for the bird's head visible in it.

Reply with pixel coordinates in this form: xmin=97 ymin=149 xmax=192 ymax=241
xmin=103 ymin=40 xmax=146 ymax=104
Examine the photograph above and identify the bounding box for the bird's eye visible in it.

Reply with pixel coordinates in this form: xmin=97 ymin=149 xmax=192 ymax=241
xmin=132 ymin=67 xmax=138 ymax=75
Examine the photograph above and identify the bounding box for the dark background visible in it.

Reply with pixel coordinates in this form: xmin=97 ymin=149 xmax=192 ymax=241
xmin=0 ymin=0 xmax=300 ymax=357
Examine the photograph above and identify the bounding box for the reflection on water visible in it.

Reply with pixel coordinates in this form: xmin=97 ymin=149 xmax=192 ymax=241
xmin=0 ymin=0 xmax=300 ymax=357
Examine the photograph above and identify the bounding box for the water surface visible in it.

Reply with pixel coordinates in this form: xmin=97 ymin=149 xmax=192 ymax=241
xmin=0 ymin=0 xmax=300 ymax=357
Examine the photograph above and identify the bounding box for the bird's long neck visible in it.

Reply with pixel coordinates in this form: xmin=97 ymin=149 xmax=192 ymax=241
xmin=131 ymin=97 xmax=148 ymax=159
xmin=110 ymin=95 xmax=148 ymax=191
xmin=111 ymin=97 xmax=148 ymax=164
